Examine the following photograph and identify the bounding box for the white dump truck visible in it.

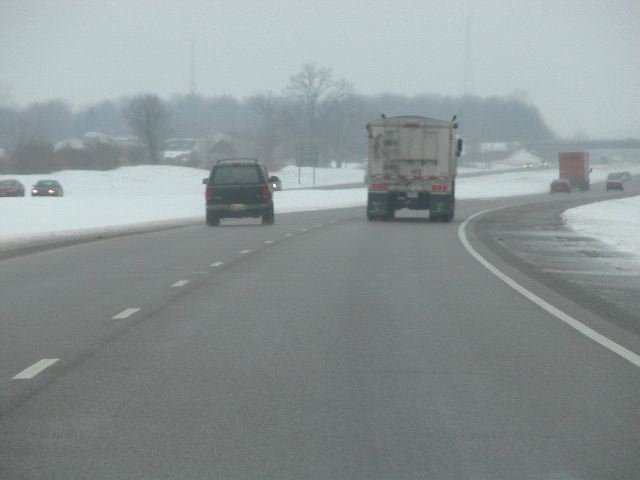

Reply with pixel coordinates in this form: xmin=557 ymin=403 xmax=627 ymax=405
xmin=366 ymin=115 xmax=461 ymax=222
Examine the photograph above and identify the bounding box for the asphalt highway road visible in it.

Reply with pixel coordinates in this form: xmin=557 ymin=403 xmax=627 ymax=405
xmin=1 ymin=180 xmax=639 ymax=479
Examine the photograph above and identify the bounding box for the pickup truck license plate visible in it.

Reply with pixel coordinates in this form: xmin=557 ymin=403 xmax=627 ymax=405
xmin=230 ymin=204 xmax=245 ymax=211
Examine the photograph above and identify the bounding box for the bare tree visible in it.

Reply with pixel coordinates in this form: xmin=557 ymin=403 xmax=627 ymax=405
xmin=320 ymin=93 xmax=366 ymax=167
xmin=10 ymin=142 xmax=57 ymax=174
xmin=24 ymin=100 xmax=74 ymax=142
xmin=284 ymin=62 xmax=336 ymax=131
xmin=0 ymin=100 xmax=73 ymax=154
xmin=123 ymin=94 xmax=169 ymax=164
xmin=284 ymin=63 xmax=354 ymax=166
xmin=247 ymin=92 xmax=292 ymax=169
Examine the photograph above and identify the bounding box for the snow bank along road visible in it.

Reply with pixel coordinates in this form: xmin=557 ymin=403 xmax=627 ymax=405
xmin=2 ymin=162 xmax=639 ymax=256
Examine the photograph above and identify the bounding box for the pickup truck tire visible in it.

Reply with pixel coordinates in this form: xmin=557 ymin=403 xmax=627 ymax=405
xmin=206 ymin=212 xmax=220 ymax=226
xmin=262 ymin=208 xmax=275 ymax=225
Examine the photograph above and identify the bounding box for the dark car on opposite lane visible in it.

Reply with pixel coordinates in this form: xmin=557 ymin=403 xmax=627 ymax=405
xmin=606 ymin=172 xmax=625 ymax=191
xmin=202 ymin=158 xmax=275 ymax=226
xmin=31 ymin=179 xmax=64 ymax=196
xmin=0 ymin=179 xmax=25 ymax=197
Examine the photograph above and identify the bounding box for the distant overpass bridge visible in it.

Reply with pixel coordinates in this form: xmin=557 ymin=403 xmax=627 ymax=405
xmin=523 ymin=139 xmax=640 ymax=163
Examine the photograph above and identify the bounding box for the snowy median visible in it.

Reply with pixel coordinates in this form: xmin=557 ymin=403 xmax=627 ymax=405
xmin=0 ymin=165 xmax=368 ymax=251
xmin=1 ymin=164 xmax=639 ymax=255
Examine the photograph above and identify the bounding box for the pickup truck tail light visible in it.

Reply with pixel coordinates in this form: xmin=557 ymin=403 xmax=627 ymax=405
xmin=205 ymin=187 xmax=214 ymax=200
xmin=261 ymin=185 xmax=272 ymax=200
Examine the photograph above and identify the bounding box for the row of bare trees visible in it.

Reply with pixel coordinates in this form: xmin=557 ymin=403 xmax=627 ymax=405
xmin=0 ymin=63 xmax=555 ymax=174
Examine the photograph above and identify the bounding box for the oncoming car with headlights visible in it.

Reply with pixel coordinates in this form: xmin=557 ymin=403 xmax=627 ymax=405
xmin=32 ymin=179 xmax=64 ymax=196
xmin=269 ymin=176 xmax=282 ymax=191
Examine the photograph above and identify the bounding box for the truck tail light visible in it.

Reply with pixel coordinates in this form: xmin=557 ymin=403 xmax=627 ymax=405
xmin=261 ymin=185 xmax=272 ymax=200
xmin=205 ymin=187 xmax=214 ymax=200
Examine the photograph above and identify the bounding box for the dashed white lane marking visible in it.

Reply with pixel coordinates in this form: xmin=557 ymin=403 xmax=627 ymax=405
xmin=239 ymin=249 xmax=252 ymax=254
xmin=265 ymin=240 xmax=274 ymax=244
xmin=171 ymin=280 xmax=189 ymax=287
xmin=300 ymin=228 xmax=308 ymax=232
xmin=285 ymin=233 xmax=292 ymax=237
xmin=13 ymin=359 xmax=59 ymax=379
xmin=209 ymin=261 xmax=224 ymax=267
xmin=330 ymin=220 xmax=337 ymax=223
xmin=316 ymin=224 xmax=323 ymax=228
xmin=459 ymin=210 xmax=640 ymax=370
xmin=112 ymin=308 xmax=141 ymax=319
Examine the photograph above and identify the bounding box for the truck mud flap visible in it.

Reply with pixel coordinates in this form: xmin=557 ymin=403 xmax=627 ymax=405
xmin=367 ymin=192 xmax=389 ymax=218
xmin=430 ymin=195 xmax=454 ymax=215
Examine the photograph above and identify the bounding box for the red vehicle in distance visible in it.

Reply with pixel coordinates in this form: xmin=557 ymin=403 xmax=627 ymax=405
xmin=0 ymin=179 xmax=25 ymax=197
xmin=550 ymin=178 xmax=572 ymax=193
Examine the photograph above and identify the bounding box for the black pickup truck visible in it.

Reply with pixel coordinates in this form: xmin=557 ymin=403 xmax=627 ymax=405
xmin=202 ymin=158 xmax=276 ymax=226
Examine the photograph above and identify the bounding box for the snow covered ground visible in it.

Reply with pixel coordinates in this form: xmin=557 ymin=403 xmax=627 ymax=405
xmin=563 ymin=196 xmax=640 ymax=258
xmin=1 ymin=163 xmax=639 ymax=259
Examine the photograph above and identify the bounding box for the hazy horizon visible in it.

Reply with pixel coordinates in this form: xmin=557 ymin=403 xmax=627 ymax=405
xmin=1 ymin=0 xmax=638 ymax=139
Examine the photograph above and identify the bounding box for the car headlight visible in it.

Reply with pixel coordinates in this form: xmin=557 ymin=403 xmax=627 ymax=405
xmin=32 ymin=189 xmax=38 ymax=193
xmin=48 ymin=189 xmax=55 ymax=194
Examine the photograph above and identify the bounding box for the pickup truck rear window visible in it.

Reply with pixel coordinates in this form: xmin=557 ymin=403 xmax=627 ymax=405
xmin=212 ymin=166 xmax=261 ymax=185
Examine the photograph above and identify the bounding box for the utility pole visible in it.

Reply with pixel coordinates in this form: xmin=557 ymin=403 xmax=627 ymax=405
xmin=464 ymin=16 xmax=473 ymax=96
xmin=189 ymin=38 xmax=196 ymax=95
xmin=461 ymin=16 xmax=474 ymax=165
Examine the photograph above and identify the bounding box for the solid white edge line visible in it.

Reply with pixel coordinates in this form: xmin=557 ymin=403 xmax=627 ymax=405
xmin=12 ymin=359 xmax=59 ymax=379
xmin=209 ymin=261 xmax=224 ymax=267
xmin=171 ymin=280 xmax=189 ymax=287
xmin=459 ymin=209 xmax=640 ymax=369
xmin=112 ymin=308 xmax=141 ymax=319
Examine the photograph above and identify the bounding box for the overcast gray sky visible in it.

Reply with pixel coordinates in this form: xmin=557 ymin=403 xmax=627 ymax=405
xmin=1 ymin=0 xmax=638 ymax=138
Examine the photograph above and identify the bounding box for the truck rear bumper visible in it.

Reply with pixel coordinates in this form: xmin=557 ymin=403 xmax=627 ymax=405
xmin=367 ymin=191 xmax=454 ymax=214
